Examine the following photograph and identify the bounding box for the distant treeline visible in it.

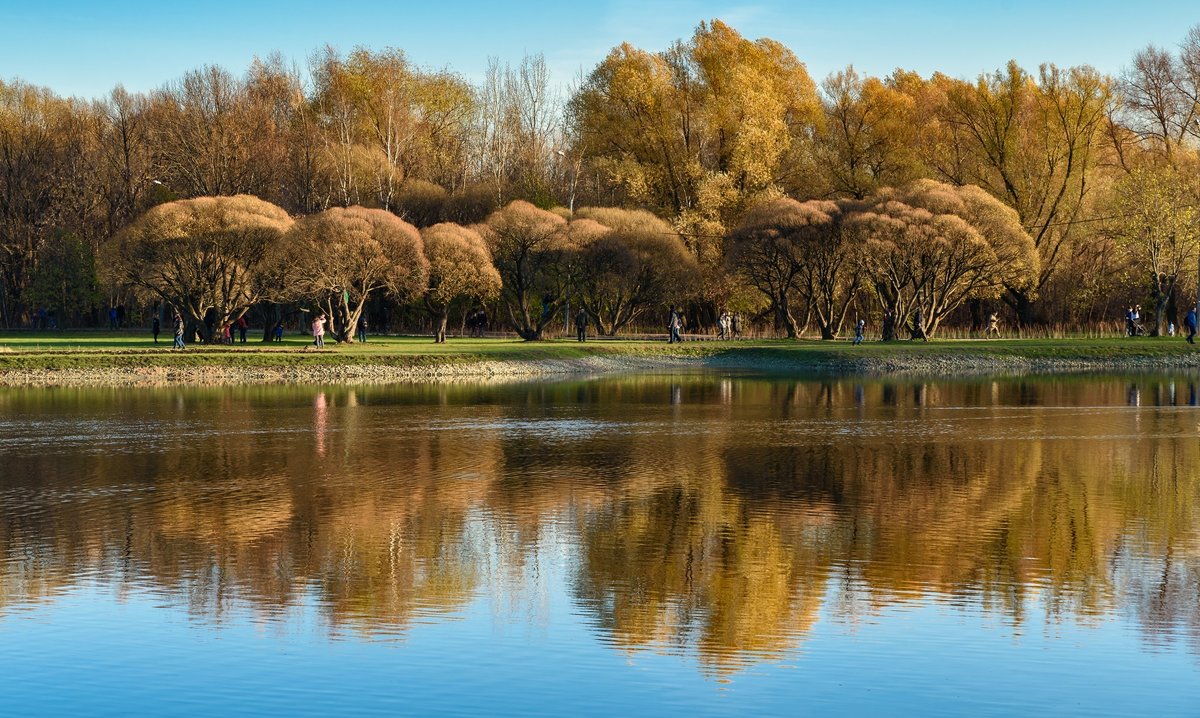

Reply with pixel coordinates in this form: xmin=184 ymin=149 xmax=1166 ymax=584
xmin=2 ymin=20 xmax=1200 ymax=338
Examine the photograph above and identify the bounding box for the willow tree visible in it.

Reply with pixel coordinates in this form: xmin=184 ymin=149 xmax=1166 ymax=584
xmin=568 ymin=21 xmax=824 ymax=301
xmin=853 ymin=181 xmax=1037 ymax=339
xmin=104 ymin=195 xmax=293 ymax=341
xmin=479 ymin=200 xmax=576 ymax=340
xmin=931 ymin=62 xmax=1110 ymax=325
xmin=276 ymin=206 xmax=428 ymax=342
xmin=1110 ymin=163 xmax=1200 ymax=335
xmin=815 ymin=66 xmax=919 ymax=199
xmin=420 ymin=223 xmax=501 ymax=343
xmin=726 ymin=198 xmax=857 ymax=338
xmin=572 ymin=207 xmax=697 ymax=335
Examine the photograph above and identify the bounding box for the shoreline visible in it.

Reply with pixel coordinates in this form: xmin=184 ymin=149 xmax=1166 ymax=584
xmin=4 ymin=339 xmax=1200 ymax=386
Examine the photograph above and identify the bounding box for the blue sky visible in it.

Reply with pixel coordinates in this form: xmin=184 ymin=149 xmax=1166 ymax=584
xmin=3 ymin=0 xmax=1199 ymax=98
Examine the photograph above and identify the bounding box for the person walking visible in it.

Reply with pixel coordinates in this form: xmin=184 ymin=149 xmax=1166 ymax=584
xmin=731 ymin=312 xmax=741 ymax=338
xmin=718 ymin=310 xmax=730 ymax=340
xmin=852 ymin=318 xmax=866 ymax=345
xmin=152 ymin=316 xmax=160 ymax=344
xmin=357 ymin=315 xmax=368 ymax=343
xmin=273 ymin=322 xmax=284 ymax=342
xmin=668 ymin=307 xmax=683 ymax=344
xmin=575 ymin=308 xmax=588 ymax=342
xmin=985 ymin=312 xmax=1000 ymax=338
xmin=237 ymin=316 xmax=248 ymax=344
xmin=1186 ymin=307 xmax=1197 ymax=345
xmin=911 ymin=308 xmax=928 ymax=341
xmin=172 ymin=312 xmax=185 ymax=350
xmin=312 ymin=313 xmax=327 ymax=349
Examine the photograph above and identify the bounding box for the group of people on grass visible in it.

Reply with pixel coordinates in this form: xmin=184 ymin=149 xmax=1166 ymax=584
xmin=663 ymin=308 xmax=742 ymax=344
xmin=148 ymin=302 xmax=1200 ymax=347
xmin=158 ymin=310 xmax=357 ymax=350
xmin=1124 ymin=304 xmax=1199 ymax=343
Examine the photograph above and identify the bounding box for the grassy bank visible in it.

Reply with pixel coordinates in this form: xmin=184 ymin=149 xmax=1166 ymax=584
xmin=2 ymin=331 xmax=1199 ymax=384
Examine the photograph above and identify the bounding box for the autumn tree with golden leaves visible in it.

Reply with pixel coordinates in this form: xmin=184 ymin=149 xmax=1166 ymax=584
xmin=274 ymin=206 xmax=428 ymax=342
xmin=570 ymin=207 xmax=698 ymax=335
xmin=1109 ymin=162 xmax=1200 ymax=335
xmin=104 ymin=195 xmax=293 ymax=341
xmin=420 ymin=223 xmax=501 ymax=342
xmin=479 ymin=201 xmax=577 ymax=340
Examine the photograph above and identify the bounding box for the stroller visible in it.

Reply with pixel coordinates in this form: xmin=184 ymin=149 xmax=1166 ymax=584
xmin=1126 ymin=311 xmax=1147 ymax=337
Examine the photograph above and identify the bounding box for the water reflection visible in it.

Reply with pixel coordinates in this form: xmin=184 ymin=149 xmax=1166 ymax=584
xmin=2 ymin=375 xmax=1200 ymax=673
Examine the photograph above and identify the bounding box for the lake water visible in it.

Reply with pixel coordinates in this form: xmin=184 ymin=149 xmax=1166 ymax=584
xmin=2 ymin=373 xmax=1200 ymax=716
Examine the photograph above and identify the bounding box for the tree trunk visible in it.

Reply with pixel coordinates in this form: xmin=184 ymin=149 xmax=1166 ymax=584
xmin=775 ymin=297 xmax=799 ymax=339
xmin=434 ymin=313 xmax=448 ymax=343
xmin=261 ymin=302 xmax=281 ymax=342
xmin=968 ymin=298 xmax=986 ymax=333
xmin=187 ymin=318 xmax=204 ymax=344
xmin=881 ymin=311 xmax=897 ymax=341
xmin=1166 ymin=282 xmax=1179 ymax=334
xmin=1005 ymin=286 xmax=1042 ymax=327
xmin=1151 ymin=273 xmax=1172 ymax=337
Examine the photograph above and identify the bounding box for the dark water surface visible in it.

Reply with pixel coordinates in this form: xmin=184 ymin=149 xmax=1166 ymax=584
xmin=2 ymin=374 xmax=1200 ymax=716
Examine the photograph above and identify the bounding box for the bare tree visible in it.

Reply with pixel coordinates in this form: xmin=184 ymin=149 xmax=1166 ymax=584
xmin=473 ymin=53 xmax=561 ymax=203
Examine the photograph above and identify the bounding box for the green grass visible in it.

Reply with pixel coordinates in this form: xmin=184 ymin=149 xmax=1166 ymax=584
xmin=1 ymin=330 xmax=1197 ymax=373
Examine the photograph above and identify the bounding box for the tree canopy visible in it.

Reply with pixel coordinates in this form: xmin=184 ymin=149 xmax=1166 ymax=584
xmin=275 ymin=205 xmax=428 ymax=341
xmin=104 ymin=195 xmax=293 ymax=338
xmin=421 ymin=222 xmax=502 ymax=342
xmin=9 ymin=21 xmax=1200 ymax=337
xmin=573 ymin=207 xmax=698 ymax=335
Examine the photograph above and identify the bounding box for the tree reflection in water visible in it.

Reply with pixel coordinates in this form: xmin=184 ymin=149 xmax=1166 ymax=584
xmin=1 ymin=375 xmax=1200 ymax=672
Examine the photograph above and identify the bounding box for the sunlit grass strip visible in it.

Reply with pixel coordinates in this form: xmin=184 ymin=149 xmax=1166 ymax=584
xmin=0 ymin=332 xmax=1196 ymax=374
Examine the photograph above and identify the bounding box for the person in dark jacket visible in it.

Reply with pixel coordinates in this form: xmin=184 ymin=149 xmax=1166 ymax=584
xmin=152 ymin=316 xmax=160 ymax=344
xmin=668 ymin=308 xmax=683 ymax=343
xmin=1185 ymin=307 xmax=1197 ymax=345
xmin=575 ymin=308 xmax=588 ymax=342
